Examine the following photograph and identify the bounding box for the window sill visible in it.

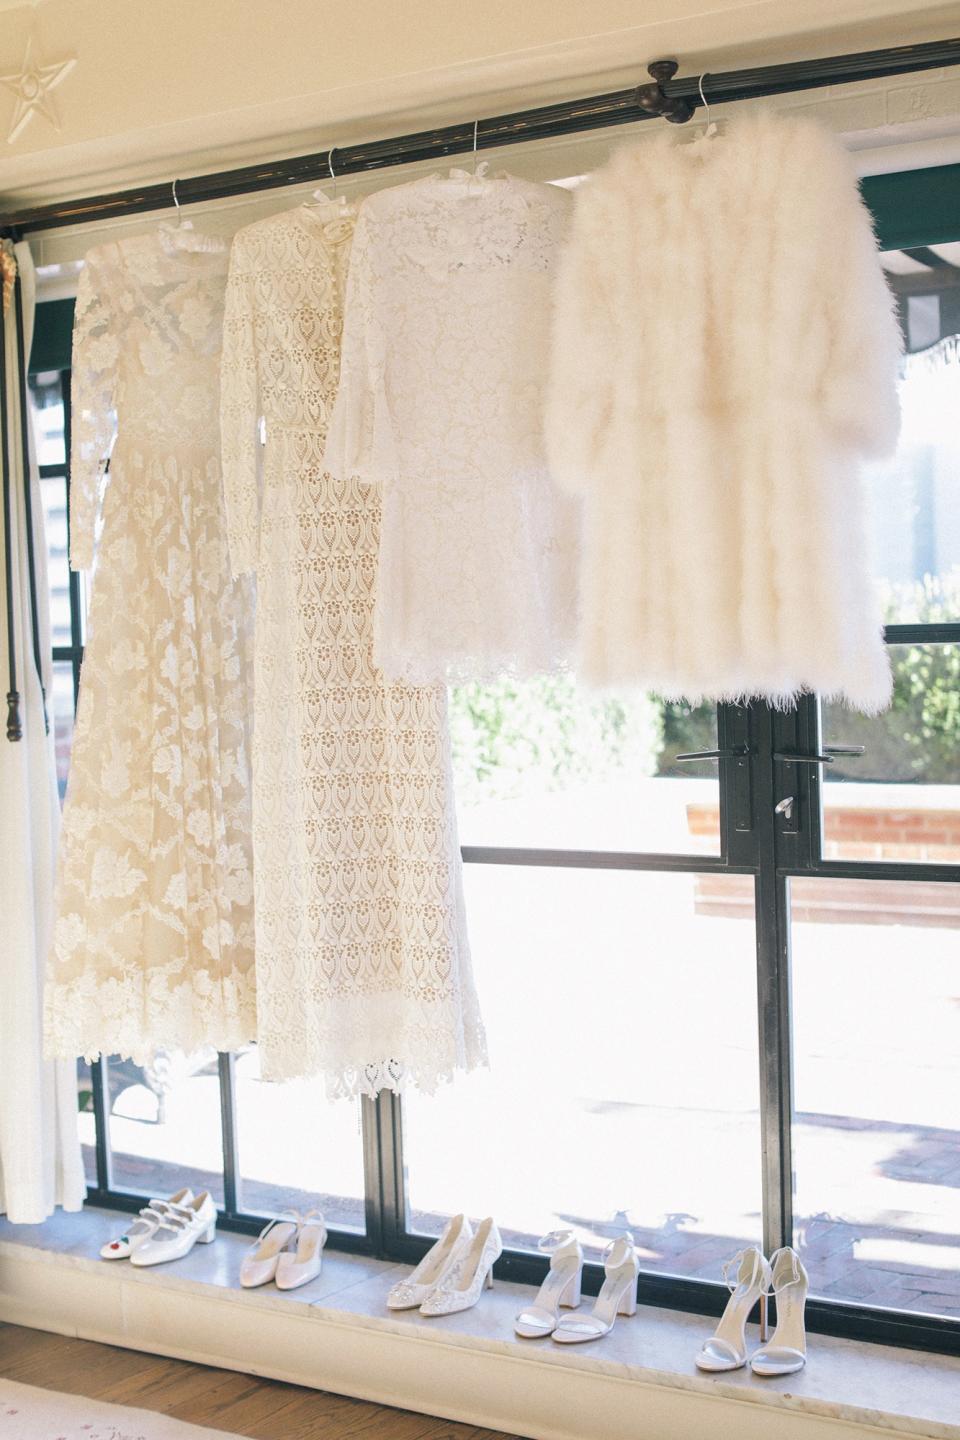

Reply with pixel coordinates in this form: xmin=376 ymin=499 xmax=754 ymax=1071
xmin=0 ymin=1209 xmax=957 ymax=1440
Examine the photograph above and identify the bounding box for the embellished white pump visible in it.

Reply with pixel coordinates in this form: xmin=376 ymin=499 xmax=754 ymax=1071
xmin=751 ymin=1247 xmax=809 ymax=1377
xmin=419 ymin=1217 xmax=502 ymax=1317
xmin=695 ymin=1247 xmax=771 ymax=1372
xmin=514 ymin=1229 xmax=583 ymax=1338
xmin=552 ymin=1235 xmax=639 ymax=1344
xmin=386 ymin=1213 xmax=474 ymax=1310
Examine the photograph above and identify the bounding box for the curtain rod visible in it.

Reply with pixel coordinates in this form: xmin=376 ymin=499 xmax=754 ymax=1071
xmin=3 ymin=37 xmax=960 ymax=237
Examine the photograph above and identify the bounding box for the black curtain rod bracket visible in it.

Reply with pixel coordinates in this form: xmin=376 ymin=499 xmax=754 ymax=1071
xmin=2 ymin=36 xmax=960 ymax=235
xmin=636 ymin=61 xmax=697 ymax=124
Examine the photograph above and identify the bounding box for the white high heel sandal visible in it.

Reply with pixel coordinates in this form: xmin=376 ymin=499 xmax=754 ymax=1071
xmin=514 ymin=1229 xmax=583 ymax=1338
xmin=552 ymin=1235 xmax=639 ymax=1344
xmin=751 ymin=1247 xmax=809 ymax=1377
xmin=240 ymin=1211 xmax=301 ymax=1289
xmin=276 ymin=1210 xmax=328 ymax=1291
xmin=419 ymin=1217 xmax=502 ymax=1316
xmin=695 ymin=1247 xmax=771 ymax=1372
xmin=387 ymin=1213 xmax=474 ymax=1310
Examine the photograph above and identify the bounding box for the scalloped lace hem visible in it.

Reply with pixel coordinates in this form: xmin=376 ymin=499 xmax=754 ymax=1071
xmin=43 ymin=973 xmax=258 ymax=1066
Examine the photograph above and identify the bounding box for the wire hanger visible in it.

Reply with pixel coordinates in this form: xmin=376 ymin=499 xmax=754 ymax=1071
xmin=171 ymin=178 xmax=193 ymax=230
xmin=697 ymin=72 xmax=719 ymax=140
xmin=309 ymin=145 xmax=354 ymax=215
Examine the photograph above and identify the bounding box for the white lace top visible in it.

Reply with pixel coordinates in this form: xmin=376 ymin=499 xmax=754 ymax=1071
xmin=323 ymin=167 xmax=580 ymax=685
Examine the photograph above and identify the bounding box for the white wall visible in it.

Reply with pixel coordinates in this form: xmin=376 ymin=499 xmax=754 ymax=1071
xmin=2 ymin=0 xmax=960 ymax=209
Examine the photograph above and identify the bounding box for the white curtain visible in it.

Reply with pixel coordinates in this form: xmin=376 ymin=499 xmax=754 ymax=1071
xmin=0 ymin=240 xmax=85 ymax=1222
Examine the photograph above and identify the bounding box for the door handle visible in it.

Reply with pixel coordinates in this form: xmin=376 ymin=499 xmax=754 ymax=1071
xmin=674 ymin=747 xmax=753 ymax=762
xmin=774 ymin=752 xmax=835 ymax=765
xmin=774 ymin=744 xmax=865 ymax=766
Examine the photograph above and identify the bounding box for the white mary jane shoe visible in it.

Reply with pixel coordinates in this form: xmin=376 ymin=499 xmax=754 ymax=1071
xmin=276 ymin=1211 xmax=328 ymax=1291
xmin=100 ymin=1188 xmax=194 ymax=1260
xmin=695 ymin=1247 xmax=771 ymax=1372
xmin=751 ymin=1248 xmax=809 ymax=1377
xmin=515 ymin=1229 xmax=583 ymax=1338
xmin=130 ymin=1190 xmax=217 ymax=1267
xmin=419 ymin=1217 xmax=502 ymax=1317
xmin=240 ymin=1211 xmax=300 ymax=1289
xmin=552 ymin=1235 xmax=639 ymax=1344
xmin=387 ymin=1213 xmax=474 ymax=1310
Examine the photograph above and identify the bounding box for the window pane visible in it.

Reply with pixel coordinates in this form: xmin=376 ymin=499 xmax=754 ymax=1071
xmin=51 ymin=660 xmax=75 ymax=799
xmin=791 ymin=877 xmax=960 ymax=1319
xmin=403 ymin=865 xmax=761 ymax=1277
xmin=451 ymin=680 xmax=721 ymax=856
xmin=105 ymin=1049 xmax=225 ymax=1205
xmin=38 ymin=473 xmax=73 ymax=649
xmin=28 ymin=370 xmax=65 ymax=467
xmin=874 ymin=252 xmax=960 ymax=623
xmin=821 ymin=645 xmax=960 ymax=864
xmin=76 ymin=1060 xmax=98 ymax=1187
xmin=234 ymin=1046 xmax=365 ymax=1231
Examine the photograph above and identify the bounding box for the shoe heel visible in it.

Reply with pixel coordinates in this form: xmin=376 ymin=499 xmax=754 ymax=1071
xmin=617 ymin=1280 xmax=638 ymax=1317
xmin=560 ymin=1267 xmax=582 ymax=1309
xmin=759 ymin=1291 xmax=769 ymax=1342
xmin=199 ymin=1223 xmax=216 ymax=1244
xmin=485 ymin=1266 xmax=494 ymax=1290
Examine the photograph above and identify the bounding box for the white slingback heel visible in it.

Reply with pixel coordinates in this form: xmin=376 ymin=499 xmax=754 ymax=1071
xmin=514 ymin=1229 xmax=583 ymax=1338
xmin=552 ymin=1234 xmax=639 ymax=1344
xmin=239 ymin=1211 xmax=300 ymax=1288
xmin=695 ymin=1247 xmax=771 ymax=1372
xmin=751 ymin=1247 xmax=809 ymax=1377
xmin=276 ymin=1210 xmax=328 ymax=1291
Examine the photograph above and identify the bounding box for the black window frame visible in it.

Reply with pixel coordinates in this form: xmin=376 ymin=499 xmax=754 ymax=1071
xmin=31 ymin=159 xmax=960 ymax=1357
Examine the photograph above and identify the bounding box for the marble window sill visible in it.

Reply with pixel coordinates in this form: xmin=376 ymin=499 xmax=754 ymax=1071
xmin=0 ymin=1208 xmax=958 ymax=1440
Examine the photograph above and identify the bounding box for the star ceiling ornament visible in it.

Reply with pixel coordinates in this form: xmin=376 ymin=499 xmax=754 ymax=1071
xmin=1 ymin=34 xmax=76 ymax=145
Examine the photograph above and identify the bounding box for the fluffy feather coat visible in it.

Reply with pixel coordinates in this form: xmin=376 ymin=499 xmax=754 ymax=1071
xmin=545 ymin=112 xmax=902 ymax=712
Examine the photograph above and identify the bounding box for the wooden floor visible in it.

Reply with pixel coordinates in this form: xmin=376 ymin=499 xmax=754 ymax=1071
xmin=0 ymin=1323 xmax=518 ymax=1439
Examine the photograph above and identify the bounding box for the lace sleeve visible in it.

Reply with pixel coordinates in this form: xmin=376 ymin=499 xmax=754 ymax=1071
xmin=323 ymin=207 xmax=380 ymax=480
xmin=544 ymin=181 xmax=618 ymax=495
xmin=220 ymin=234 xmax=262 ymax=576
xmin=69 ymin=248 xmax=119 ymax=571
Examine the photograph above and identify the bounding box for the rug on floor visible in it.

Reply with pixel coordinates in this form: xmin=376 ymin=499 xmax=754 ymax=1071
xmin=0 ymin=1378 xmax=247 ymax=1440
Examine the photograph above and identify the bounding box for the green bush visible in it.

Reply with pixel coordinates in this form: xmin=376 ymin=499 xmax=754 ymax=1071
xmin=449 ymin=572 xmax=960 ymax=800
xmin=449 ymin=675 xmax=661 ymax=804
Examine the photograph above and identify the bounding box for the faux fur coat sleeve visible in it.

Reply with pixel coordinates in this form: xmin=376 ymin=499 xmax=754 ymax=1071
xmin=545 ymin=113 xmax=903 ymax=713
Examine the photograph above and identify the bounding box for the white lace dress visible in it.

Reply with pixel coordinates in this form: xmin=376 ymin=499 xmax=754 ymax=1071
xmin=220 ymin=204 xmax=486 ymax=1096
xmin=44 ymin=229 xmax=257 ymax=1065
xmin=323 ymin=168 xmax=580 ymax=685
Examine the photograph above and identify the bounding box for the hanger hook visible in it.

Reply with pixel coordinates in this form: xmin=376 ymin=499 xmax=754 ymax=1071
xmin=472 ymin=117 xmax=479 ymax=173
xmin=697 ymin=72 xmax=711 ymax=130
xmin=327 ymin=147 xmax=337 ymax=199
xmin=172 ymin=178 xmax=181 ymax=222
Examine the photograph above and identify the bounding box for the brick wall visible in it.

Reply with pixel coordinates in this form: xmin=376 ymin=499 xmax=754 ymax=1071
xmin=686 ymin=802 xmax=960 ymax=927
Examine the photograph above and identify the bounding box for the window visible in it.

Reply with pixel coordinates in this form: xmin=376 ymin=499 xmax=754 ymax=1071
xmin=31 ymin=159 xmax=960 ymax=1354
